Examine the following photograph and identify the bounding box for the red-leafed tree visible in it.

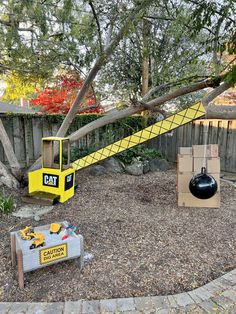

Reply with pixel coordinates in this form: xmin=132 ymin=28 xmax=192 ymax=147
xmin=31 ymin=72 xmax=104 ymax=114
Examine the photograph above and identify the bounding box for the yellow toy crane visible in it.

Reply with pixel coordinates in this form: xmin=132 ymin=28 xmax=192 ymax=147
xmin=23 ymin=103 xmax=206 ymax=205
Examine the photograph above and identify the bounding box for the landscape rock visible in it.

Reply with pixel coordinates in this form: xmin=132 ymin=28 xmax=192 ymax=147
xmin=125 ymin=161 xmax=143 ymax=176
xmin=12 ymin=205 xmax=53 ymax=219
xmin=101 ymin=157 xmax=124 ymax=173
xmin=143 ymin=160 xmax=150 ymax=174
xmin=34 ymin=215 xmax=41 ymax=222
xmin=89 ymin=165 xmax=106 ymax=176
xmin=149 ymin=158 xmax=170 ymax=172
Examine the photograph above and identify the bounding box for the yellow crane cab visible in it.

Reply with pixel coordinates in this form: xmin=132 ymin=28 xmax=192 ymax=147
xmin=24 ymin=137 xmax=75 ymax=204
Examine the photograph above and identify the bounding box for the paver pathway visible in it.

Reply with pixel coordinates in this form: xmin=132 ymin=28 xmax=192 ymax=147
xmin=1 ymin=269 xmax=236 ymax=313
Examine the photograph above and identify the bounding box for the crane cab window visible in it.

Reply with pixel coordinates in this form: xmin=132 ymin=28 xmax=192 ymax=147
xmin=42 ymin=138 xmax=70 ymax=170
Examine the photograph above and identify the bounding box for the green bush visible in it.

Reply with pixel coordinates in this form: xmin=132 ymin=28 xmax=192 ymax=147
xmin=0 ymin=192 xmax=15 ymax=214
xmin=116 ymin=145 xmax=162 ymax=165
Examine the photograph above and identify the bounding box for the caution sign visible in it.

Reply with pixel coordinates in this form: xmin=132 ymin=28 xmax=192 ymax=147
xmin=39 ymin=244 xmax=68 ymax=265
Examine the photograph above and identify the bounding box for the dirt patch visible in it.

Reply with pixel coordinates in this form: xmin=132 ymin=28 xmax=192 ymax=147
xmin=0 ymin=168 xmax=235 ymax=302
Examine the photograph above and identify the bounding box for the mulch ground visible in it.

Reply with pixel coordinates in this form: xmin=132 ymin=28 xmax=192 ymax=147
xmin=0 ymin=168 xmax=235 ymax=302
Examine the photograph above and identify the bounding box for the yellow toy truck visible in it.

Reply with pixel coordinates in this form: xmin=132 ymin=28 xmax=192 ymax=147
xmin=29 ymin=233 xmax=45 ymax=249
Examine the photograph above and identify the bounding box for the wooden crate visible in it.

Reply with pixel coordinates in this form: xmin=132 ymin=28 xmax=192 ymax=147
xmin=10 ymin=221 xmax=84 ymax=288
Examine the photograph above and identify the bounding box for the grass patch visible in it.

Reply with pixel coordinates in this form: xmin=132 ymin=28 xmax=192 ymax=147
xmin=0 ymin=191 xmax=15 ymax=214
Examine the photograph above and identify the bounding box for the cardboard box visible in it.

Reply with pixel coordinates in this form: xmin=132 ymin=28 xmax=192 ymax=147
xmin=193 ymin=157 xmax=220 ymax=173
xmin=179 ymin=147 xmax=192 ymax=155
xmin=207 ymin=157 xmax=220 ymax=173
xmin=178 ymin=154 xmax=193 ymax=172
xmin=178 ymin=192 xmax=220 ymax=208
xmin=193 ymin=157 xmax=207 ymax=172
xmin=192 ymin=144 xmax=219 ymax=158
xmin=177 ymin=172 xmax=194 ymax=193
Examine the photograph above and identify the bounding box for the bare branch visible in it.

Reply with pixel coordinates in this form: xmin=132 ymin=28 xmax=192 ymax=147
xmin=202 ymin=81 xmax=233 ymax=107
xmin=68 ymin=77 xmax=221 ymax=142
xmin=88 ymin=1 xmax=103 ymax=54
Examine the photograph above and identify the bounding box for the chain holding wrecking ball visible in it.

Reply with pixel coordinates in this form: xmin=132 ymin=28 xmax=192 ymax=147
xmin=23 ymin=103 xmax=206 ymax=205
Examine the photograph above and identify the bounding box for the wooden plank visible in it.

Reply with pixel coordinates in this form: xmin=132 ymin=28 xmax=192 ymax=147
xmin=23 ymin=117 xmax=34 ymax=167
xmin=231 ymin=120 xmax=236 ymax=173
xmin=42 ymin=118 xmax=52 ymax=138
xmin=12 ymin=117 xmax=25 ymax=167
xmin=16 ymin=249 xmax=24 ymax=289
xmin=192 ymin=120 xmax=201 ymax=145
xmin=218 ymin=120 xmax=228 ymax=171
xmin=225 ymin=120 xmax=234 ymax=172
xmin=10 ymin=233 xmax=17 ymax=267
xmin=32 ymin=117 xmax=43 ymax=160
xmin=211 ymin=120 xmax=219 ymax=144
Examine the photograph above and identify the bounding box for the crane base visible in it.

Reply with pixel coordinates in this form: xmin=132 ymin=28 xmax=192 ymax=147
xmin=22 ymin=191 xmax=60 ymax=206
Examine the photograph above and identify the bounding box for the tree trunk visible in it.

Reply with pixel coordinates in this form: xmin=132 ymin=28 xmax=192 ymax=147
xmin=0 ymin=118 xmax=22 ymax=181
xmin=206 ymin=105 xmax=236 ymax=119
xmin=56 ymin=0 xmax=155 ymax=139
xmin=141 ymin=19 xmax=151 ymax=97
xmin=0 ymin=160 xmax=20 ymax=189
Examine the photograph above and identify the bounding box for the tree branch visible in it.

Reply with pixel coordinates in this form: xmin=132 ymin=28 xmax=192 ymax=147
xmin=68 ymin=77 xmax=221 ymax=142
xmin=203 ymin=81 xmax=233 ymax=107
xmin=55 ymin=0 xmax=155 ymax=139
xmin=88 ymin=0 xmax=103 ymax=54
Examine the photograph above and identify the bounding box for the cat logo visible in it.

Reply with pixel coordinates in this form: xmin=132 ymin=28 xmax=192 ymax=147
xmin=65 ymin=173 xmax=74 ymax=191
xmin=43 ymin=174 xmax=59 ymax=188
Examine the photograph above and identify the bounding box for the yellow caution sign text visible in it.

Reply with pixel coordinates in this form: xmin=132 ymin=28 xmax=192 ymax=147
xmin=39 ymin=244 xmax=68 ymax=265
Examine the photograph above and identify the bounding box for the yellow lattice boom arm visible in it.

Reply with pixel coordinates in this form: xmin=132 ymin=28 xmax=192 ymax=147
xmin=72 ymin=102 xmax=206 ymax=171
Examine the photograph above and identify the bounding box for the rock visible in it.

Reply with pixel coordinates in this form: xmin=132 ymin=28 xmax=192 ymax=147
xmin=125 ymin=161 xmax=143 ymax=176
xmin=143 ymin=160 xmax=150 ymax=174
xmin=101 ymin=157 xmax=124 ymax=173
xmin=158 ymin=159 xmax=171 ymax=171
xmin=84 ymin=252 xmax=94 ymax=263
xmin=149 ymin=158 xmax=171 ymax=172
xmin=89 ymin=165 xmax=106 ymax=176
xmin=34 ymin=215 xmax=41 ymax=222
xmin=12 ymin=205 xmax=53 ymax=219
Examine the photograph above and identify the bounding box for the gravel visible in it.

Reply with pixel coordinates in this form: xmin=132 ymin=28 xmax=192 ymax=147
xmin=0 ymin=168 xmax=235 ymax=302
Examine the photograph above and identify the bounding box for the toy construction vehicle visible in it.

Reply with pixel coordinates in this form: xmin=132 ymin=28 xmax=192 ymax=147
xmin=29 ymin=233 xmax=45 ymax=249
xmin=50 ymin=223 xmax=62 ymax=234
xmin=20 ymin=226 xmax=36 ymax=240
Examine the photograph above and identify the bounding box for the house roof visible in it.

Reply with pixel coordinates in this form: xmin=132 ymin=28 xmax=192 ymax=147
xmin=0 ymin=102 xmax=36 ymax=114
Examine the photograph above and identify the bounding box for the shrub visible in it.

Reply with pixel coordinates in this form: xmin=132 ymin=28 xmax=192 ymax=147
xmin=0 ymin=192 xmax=15 ymax=214
xmin=116 ymin=145 xmax=162 ymax=165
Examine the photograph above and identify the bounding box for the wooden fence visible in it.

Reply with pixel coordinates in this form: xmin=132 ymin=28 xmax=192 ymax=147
xmin=0 ymin=115 xmax=235 ymax=173
xmin=147 ymin=119 xmax=236 ymax=173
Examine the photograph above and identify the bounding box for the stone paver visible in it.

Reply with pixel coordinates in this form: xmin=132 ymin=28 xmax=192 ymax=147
xmin=82 ymin=300 xmax=100 ymax=314
xmin=173 ymin=292 xmax=195 ymax=307
xmin=8 ymin=302 xmax=28 ymax=313
xmin=0 ymin=303 xmax=12 ymax=313
xmin=134 ymin=296 xmax=154 ymax=312
xmin=64 ymin=301 xmax=82 ymax=314
xmin=117 ymin=297 xmax=136 ymax=312
xmin=26 ymin=302 xmax=48 ymax=314
xmin=198 ymin=299 xmax=223 ymax=313
xmin=0 ymin=269 xmax=236 ymax=313
xmin=100 ymin=299 xmax=117 ymax=313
